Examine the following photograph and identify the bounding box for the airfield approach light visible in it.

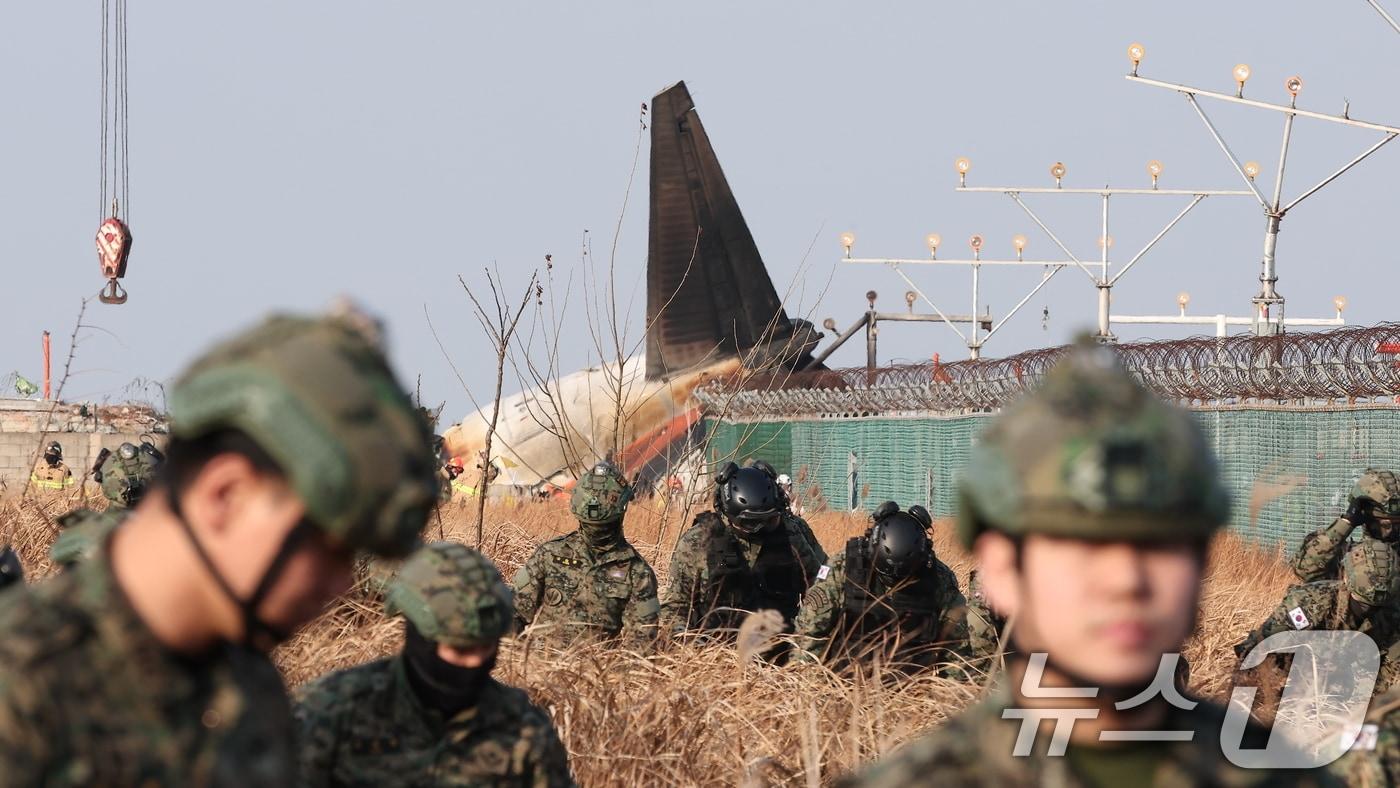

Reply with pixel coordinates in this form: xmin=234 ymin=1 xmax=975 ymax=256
xmin=1050 ymin=161 xmax=1067 ymax=188
xmin=1127 ymin=42 xmax=1145 ymax=75
xmin=866 ymin=290 xmax=878 ymax=309
xmin=1147 ymin=159 xmax=1164 ymax=189
xmin=925 ymin=232 xmax=942 ymax=258
xmin=955 ymin=156 xmax=971 ymax=186
xmin=1012 ymin=233 xmax=1028 ymax=260
xmin=840 ymin=231 xmax=856 ymax=257
xmin=1233 ymin=63 xmax=1251 ymax=96
xmin=1176 ymin=291 xmax=1191 ymax=314
xmin=1286 ymin=75 xmax=1303 ymax=102
xmin=823 ymin=317 xmax=837 ymax=331
xmin=905 ymin=291 xmax=917 ymax=311
xmin=1098 ymin=235 xmax=1114 ymax=251
xmin=1243 ymin=160 xmax=1261 ymax=181
xmin=969 ymin=234 xmax=984 ymax=260
xmin=1334 ymin=295 xmax=1348 ymax=314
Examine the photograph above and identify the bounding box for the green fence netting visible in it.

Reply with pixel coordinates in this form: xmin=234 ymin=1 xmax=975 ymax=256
xmin=706 ymin=406 xmax=1400 ymax=549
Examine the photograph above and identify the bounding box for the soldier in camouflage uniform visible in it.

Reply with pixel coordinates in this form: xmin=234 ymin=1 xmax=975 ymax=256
xmin=1327 ymin=685 xmax=1400 ymax=784
xmin=846 ymin=338 xmax=1325 ymax=787
xmin=1235 ymin=538 xmax=1400 ymax=706
xmin=0 ymin=309 xmax=439 ymax=785
xmin=1292 ymin=469 xmax=1400 ymax=583
xmin=792 ymin=501 xmax=970 ymax=675
xmin=511 ymin=461 xmax=659 ymax=649
xmin=50 ymin=439 xmax=164 ymax=568
xmin=296 ymin=541 xmax=574 ymax=787
xmin=966 ymin=568 xmax=1007 ymax=661
xmin=661 ymin=463 xmax=827 ymax=636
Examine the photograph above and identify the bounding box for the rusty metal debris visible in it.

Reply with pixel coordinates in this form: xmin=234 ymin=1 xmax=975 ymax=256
xmin=695 ymin=324 xmax=1400 ymax=419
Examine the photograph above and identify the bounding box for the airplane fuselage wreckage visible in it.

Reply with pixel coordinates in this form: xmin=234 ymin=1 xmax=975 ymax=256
xmin=441 ymin=81 xmax=824 ymax=494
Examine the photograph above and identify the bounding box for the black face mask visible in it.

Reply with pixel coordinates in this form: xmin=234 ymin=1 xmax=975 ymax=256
xmin=402 ymin=622 xmax=494 ymax=718
xmin=579 ymin=521 xmax=622 ymax=552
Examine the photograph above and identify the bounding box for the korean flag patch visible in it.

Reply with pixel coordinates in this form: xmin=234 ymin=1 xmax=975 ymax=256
xmin=816 ymin=565 xmax=831 ymax=581
xmin=1288 ymin=606 xmax=1311 ymax=630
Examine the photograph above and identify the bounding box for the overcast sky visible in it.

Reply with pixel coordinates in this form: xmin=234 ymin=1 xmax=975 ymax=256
xmin=2 ymin=2 xmax=1396 ymax=420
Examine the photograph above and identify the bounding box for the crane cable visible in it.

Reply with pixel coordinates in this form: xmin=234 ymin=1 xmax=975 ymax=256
xmin=97 ymin=0 xmax=132 ymax=304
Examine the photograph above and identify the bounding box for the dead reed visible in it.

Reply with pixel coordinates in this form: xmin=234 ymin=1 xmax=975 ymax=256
xmin=2 ymin=494 xmax=1299 ymax=786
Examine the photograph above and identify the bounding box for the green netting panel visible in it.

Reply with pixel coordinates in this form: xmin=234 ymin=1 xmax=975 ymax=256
xmin=1194 ymin=408 xmax=1400 ymax=548
xmin=706 ymin=407 xmax=1400 ymax=549
xmin=705 ymin=421 xmax=793 ymax=477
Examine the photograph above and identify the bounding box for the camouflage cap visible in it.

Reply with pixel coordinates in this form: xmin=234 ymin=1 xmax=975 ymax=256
xmin=384 ymin=541 xmax=514 ymax=647
xmin=1351 ymin=469 xmax=1400 ymax=520
xmin=956 ymin=338 xmax=1231 ymax=549
xmin=168 ymin=310 xmax=438 ymax=558
xmin=1344 ymin=538 xmax=1400 ymax=607
xmin=570 ymin=460 xmax=633 ymax=525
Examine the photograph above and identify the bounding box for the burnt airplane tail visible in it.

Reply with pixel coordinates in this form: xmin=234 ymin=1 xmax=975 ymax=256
xmin=646 ymin=80 xmax=822 ymax=381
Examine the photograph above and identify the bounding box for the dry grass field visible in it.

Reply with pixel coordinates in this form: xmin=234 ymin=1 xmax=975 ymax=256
xmin=2 ymin=491 xmax=1299 ymax=786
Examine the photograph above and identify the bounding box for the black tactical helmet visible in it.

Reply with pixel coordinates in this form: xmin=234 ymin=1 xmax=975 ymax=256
xmin=43 ymin=441 xmax=62 ymax=464
xmin=747 ymin=459 xmax=791 ymax=509
xmin=715 ymin=462 xmax=783 ymax=537
xmin=870 ymin=501 xmax=933 ymax=580
xmin=0 ymin=546 xmax=23 ymax=591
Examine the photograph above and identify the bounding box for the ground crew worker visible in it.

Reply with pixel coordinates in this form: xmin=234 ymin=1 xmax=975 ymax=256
xmin=50 ymin=439 xmax=163 ymax=567
xmin=845 ymin=338 xmax=1323 ymax=787
xmin=792 ymin=501 xmax=969 ymax=674
xmin=0 ymin=308 xmax=439 ymax=785
xmin=1292 ymin=468 xmax=1400 ymax=582
xmin=29 ymin=440 xmax=73 ymax=490
xmin=661 ymin=463 xmax=826 ymax=636
xmin=511 ymin=461 xmax=659 ymax=649
xmin=1235 ymin=538 xmax=1400 ymax=709
xmin=295 ymin=541 xmax=574 ymax=787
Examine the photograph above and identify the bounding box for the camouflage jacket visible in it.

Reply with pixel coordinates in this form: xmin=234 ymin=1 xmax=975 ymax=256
xmin=660 ymin=511 xmax=827 ymax=634
xmin=0 ymin=554 xmax=295 ymax=786
xmin=1292 ymin=516 xmax=1368 ymax=582
xmin=842 ymin=685 xmax=1333 ymax=787
xmin=966 ymin=569 xmax=1007 ymax=661
xmin=1235 ymin=581 xmax=1400 ymax=697
xmin=50 ymin=507 xmax=128 ymax=568
xmin=1326 ymin=685 xmax=1400 ymax=786
xmin=511 ymin=530 xmax=659 ymax=650
xmin=294 ymin=656 xmax=574 ymax=788
xmin=791 ymin=544 xmax=970 ymax=675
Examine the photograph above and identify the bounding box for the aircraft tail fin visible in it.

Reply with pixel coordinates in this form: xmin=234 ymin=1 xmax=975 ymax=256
xmin=646 ymin=81 xmax=819 ymax=380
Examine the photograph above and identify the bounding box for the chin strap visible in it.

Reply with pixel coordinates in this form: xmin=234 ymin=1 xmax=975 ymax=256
xmin=169 ymin=495 xmax=313 ymax=650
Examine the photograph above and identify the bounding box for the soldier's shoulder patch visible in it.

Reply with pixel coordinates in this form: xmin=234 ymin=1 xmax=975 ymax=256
xmin=605 ymin=565 xmax=628 ymax=581
xmin=1288 ymin=606 xmax=1311 ymax=630
xmin=816 ymin=565 xmax=831 ymax=581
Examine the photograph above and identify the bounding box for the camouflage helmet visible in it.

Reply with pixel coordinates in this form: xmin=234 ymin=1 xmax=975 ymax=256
xmin=384 ymin=541 xmax=514 ymax=647
xmin=1350 ymin=469 xmax=1400 ymax=521
xmin=570 ymin=460 xmax=633 ymax=525
xmin=956 ymin=338 xmax=1231 ymax=549
xmin=1343 ymin=538 xmax=1400 ymax=608
xmin=99 ymin=442 xmax=160 ymax=508
xmin=168 ymin=311 xmax=438 ymax=558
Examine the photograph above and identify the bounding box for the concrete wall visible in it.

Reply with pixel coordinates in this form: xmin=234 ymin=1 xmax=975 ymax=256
xmin=0 ymin=399 xmax=167 ymax=491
